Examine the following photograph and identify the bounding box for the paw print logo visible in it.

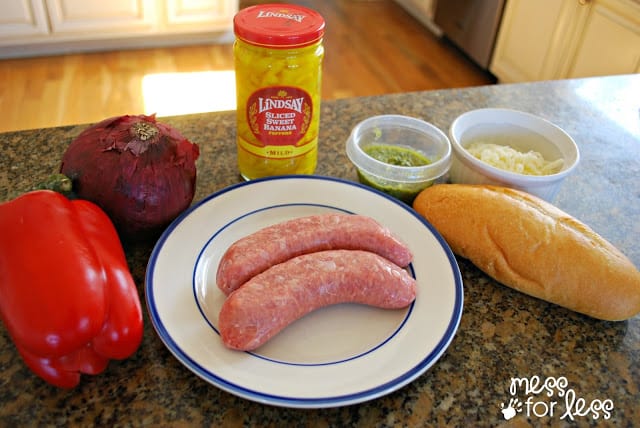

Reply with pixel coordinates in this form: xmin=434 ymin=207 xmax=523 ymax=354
xmin=500 ymin=398 xmax=523 ymax=420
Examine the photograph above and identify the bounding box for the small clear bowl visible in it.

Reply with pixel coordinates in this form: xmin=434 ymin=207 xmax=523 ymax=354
xmin=346 ymin=115 xmax=452 ymax=203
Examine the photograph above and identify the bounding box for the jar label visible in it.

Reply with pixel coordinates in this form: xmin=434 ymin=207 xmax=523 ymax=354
xmin=246 ymin=86 xmax=313 ymax=152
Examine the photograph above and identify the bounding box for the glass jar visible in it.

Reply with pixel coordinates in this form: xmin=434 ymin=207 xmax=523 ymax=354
xmin=233 ymin=4 xmax=325 ymax=180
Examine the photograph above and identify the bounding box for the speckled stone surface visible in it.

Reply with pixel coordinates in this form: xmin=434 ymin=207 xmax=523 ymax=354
xmin=1 ymin=75 xmax=638 ymax=427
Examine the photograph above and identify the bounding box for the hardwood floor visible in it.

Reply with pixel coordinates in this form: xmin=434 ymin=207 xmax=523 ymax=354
xmin=0 ymin=0 xmax=494 ymax=133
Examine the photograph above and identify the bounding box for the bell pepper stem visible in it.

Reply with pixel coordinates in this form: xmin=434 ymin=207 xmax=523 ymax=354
xmin=35 ymin=173 xmax=74 ymax=196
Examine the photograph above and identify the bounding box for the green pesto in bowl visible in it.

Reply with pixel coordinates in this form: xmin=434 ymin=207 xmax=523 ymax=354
xmin=357 ymin=144 xmax=433 ymax=203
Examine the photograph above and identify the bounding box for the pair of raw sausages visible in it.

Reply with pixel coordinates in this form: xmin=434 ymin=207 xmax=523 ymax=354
xmin=216 ymin=213 xmax=417 ymax=351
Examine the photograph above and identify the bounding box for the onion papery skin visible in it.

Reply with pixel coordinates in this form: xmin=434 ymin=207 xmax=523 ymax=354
xmin=60 ymin=114 xmax=200 ymax=240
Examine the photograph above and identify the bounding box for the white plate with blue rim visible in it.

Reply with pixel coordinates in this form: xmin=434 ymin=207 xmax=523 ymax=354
xmin=145 ymin=175 xmax=463 ymax=408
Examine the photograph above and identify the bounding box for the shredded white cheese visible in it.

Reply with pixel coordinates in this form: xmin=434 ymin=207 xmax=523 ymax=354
xmin=466 ymin=142 xmax=564 ymax=176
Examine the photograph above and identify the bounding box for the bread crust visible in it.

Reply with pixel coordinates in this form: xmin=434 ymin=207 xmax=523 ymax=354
xmin=412 ymin=184 xmax=640 ymax=321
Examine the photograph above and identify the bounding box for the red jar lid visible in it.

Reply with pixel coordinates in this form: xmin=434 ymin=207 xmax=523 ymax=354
xmin=234 ymin=4 xmax=325 ymax=48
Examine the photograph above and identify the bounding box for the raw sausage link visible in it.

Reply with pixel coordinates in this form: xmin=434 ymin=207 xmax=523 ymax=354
xmin=216 ymin=213 xmax=413 ymax=295
xmin=218 ymin=250 xmax=417 ymax=351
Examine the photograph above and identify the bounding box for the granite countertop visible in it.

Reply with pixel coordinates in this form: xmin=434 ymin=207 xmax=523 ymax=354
xmin=1 ymin=74 xmax=638 ymax=427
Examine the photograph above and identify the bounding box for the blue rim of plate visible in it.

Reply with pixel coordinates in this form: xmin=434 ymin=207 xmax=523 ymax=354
xmin=145 ymin=175 xmax=463 ymax=408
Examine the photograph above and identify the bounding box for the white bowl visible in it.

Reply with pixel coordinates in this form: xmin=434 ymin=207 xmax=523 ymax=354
xmin=346 ymin=115 xmax=451 ymax=203
xmin=449 ymin=108 xmax=580 ymax=201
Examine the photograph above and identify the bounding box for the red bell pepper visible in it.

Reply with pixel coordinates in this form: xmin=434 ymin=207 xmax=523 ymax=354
xmin=0 ymin=190 xmax=143 ymax=388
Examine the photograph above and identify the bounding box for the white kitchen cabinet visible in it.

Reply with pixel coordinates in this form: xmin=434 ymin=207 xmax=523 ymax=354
xmin=490 ymin=0 xmax=581 ymax=82
xmin=0 ymin=0 xmax=238 ymax=58
xmin=165 ymin=0 xmax=236 ymax=31
xmin=490 ymin=0 xmax=640 ymax=83
xmin=562 ymin=0 xmax=640 ymax=77
xmin=0 ymin=0 xmax=49 ymax=38
xmin=46 ymin=0 xmax=156 ymax=34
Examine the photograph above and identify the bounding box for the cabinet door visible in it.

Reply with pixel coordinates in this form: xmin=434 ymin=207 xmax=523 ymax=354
xmin=165 ymin=0 xmax=237 ymax=31
xmin=490 ymin=0 xmax=584 ymax=82
xmin=0 ymin=0 xmax=49 ymax=38
xmin=565 ymin=0 xmax=640 ymax=77
xmin=45 ymin=0 xmax=156 ymax=34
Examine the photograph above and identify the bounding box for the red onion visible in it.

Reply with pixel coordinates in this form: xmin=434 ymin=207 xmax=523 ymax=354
xmin=60 ymin=114 xmax=199 ymax=240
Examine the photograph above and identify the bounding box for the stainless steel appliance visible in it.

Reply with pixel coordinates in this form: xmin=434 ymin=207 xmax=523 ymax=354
xmin=434 ymin=0 xmax=506 ymax=68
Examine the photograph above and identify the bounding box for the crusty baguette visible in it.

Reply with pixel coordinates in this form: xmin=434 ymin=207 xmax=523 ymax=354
xmin=412 ymin=184 xmax=640 ymax=321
